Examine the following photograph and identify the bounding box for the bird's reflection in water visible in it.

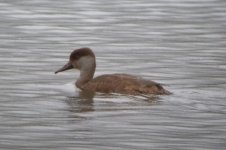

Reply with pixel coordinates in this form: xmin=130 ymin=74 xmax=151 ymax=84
xmin=131 ymin=94 xmax=162 ymax=104
xmin=65 ymin=89 xmax=162 ymax=115
xmin=65 ymin=90 xmax=95 ymax=113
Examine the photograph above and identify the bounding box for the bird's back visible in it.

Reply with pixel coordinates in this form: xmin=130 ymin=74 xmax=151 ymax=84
xmin=81 ymin=74 xmax=169 ymax=95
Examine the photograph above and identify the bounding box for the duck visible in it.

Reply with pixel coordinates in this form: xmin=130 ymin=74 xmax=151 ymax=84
xmin=55 ymin=47 xmax=170 ymax=95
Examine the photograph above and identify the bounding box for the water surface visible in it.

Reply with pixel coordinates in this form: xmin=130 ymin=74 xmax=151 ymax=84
xmin=0 ymin=0 xmax=226 ymax=150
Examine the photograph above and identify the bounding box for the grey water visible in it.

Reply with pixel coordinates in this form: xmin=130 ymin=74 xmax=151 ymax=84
xmin=1 ymin=0 xmax=226 ymax=150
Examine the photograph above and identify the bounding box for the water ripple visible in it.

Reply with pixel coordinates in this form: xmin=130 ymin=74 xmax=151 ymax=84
xmin=1 ymin=0 xmax=226 ymax=150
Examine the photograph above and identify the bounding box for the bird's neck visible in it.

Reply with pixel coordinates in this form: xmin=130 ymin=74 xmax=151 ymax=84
xmin=75 ymin=56 xmax=96 ymax=88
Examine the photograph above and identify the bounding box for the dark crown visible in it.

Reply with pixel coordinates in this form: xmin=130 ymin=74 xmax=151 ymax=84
xmin=70 ymin=47 xmax=95 ymax=61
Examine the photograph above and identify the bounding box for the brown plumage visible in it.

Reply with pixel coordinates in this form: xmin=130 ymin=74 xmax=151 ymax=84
xmin=55 ymin=48 xmax=170 ymax=95
xmin=83 ymin=74 xmax=169 ymax=95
